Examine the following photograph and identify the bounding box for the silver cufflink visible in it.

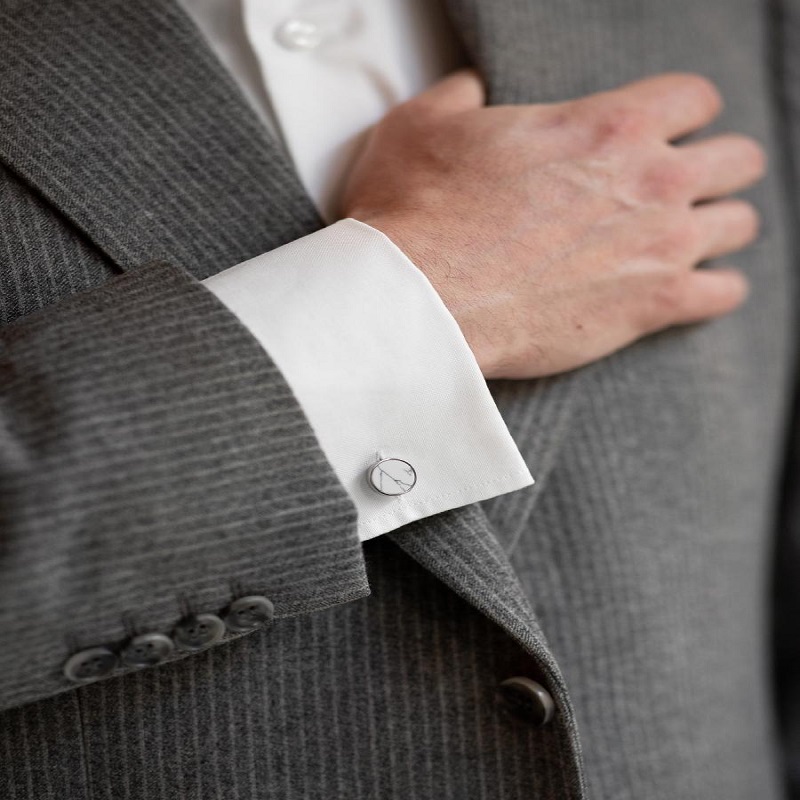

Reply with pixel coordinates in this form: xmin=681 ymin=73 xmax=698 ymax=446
xmin=367 ymin=458 xmax=417 ymax=496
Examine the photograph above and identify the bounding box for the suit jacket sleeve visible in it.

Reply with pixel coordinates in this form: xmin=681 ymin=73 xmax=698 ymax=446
xmin=0 ymin=259 xmax=368 ymax=712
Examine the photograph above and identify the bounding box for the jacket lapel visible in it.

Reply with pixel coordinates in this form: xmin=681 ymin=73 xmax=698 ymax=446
xmin=0 ymin=0 xmax=321 ymax=280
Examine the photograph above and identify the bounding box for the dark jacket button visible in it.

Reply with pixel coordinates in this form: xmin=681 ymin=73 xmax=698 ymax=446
xmin=172 ymin=613 xmax=225 ymax=652
xmin=496 ymin=677 xmax=556 ymax=726
xmin=120 ymin=632 xmax=175 ymax=667
xmin=63 ymin=646 xmax=118 ymax=683
xmin=223 ymin=595 xmax=275 ymax=633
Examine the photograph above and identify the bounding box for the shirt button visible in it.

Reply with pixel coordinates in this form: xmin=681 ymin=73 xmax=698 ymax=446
xmin=223 ymin=595 xmax=275 ymax=633
xmin=172 ymin=613 xmax=226 ymax=652
xmin=367 ymin=458 xmax=417 ymax=496
xmin=63 ymin=646 xmax=118 ymax=683
xmin=275 ymin=18 xmax=324 ymax=50
xmin=496 ymin=677 xmax=556 ymax=727
xmin=120 ymin=632 xmax=175 ymax=668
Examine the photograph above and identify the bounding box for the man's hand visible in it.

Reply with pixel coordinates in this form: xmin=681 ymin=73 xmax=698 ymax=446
xmin=340 ymin=71 xmax=764 ymax=379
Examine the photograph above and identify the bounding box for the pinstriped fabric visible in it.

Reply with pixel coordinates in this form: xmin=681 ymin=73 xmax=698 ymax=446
xmin=447 ymin=1 xmax=796 ymax=798
xmin=0 ymin=0 xmax=582 ymax=764
xmin=0 ymin=161 xmax=118 ymax=327
xmin=492 ymin=31 xmax=797 ymax=782
xmin=0 ymin=0 xmax=370 ymax=717
xmin=0 ymin=689 xmax=88 ymax=799
xmin=13 ymin=538 xmax=574 ymax=800
xmin=0 ymin=260 xmax=365 ymax=710
xmin=772 ymin=3 xmax=800 ymax=795
xmin=0 ymin=0 xmax=797 ymax=799
xmin=390 ymin=506 xmax=584 ymax=797
xmin=0 ymin=0 xmax=321 ymax=281
xmin=481 ymin=376 xmax=582 ymax=554
xmin=506 ymin=335 xmax=790 ymax=800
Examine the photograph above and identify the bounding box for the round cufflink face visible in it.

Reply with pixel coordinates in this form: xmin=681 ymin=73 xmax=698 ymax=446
xmin=172 ymin=613 xmax=226 ymax=652
xmin=120 ymin=632 xmax=175 ymax=668
xmin=63 ymin=646 xmax=118 ymax=683
xmin=223 ymin=595 xmax=275 ymax=633
xmin=367 ymin=458 xmax=417 ymax=496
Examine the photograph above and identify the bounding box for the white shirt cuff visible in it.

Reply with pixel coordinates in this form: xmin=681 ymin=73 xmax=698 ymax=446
xmin=202 ymin=218 xmax=533 ymax=540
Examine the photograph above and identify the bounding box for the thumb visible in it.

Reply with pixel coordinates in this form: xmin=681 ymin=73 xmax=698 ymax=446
xmin=408 ymin=69 xmax=486 ymax=116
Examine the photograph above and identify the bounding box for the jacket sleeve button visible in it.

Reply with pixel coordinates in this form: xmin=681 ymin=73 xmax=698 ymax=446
xmin=172 ymin=613 xmax=226 ymax=652
xmin=223 ymin=595 xmax=275 ymax=633
xmin=120 ymin=632 xmax=175 ymax=667
xmin=496 ymin=677 xmax=556 ymax=727
xmin=63 ymin=646 xmax=118 ymax=683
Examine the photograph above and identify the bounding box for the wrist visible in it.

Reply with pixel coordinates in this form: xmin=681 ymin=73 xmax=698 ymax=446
xmin=345 ymin=211 xmax=501 ymax=378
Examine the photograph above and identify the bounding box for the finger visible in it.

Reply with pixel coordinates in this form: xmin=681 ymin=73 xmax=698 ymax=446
xmin=643 ymin=268 xmax=749 ymax=334
xmin=672 ymin=268 xmax=750 ymax=325
xmin=408 ymin=69 xmax=487 ymax=116
xmin=609 ymin=72 xmax=723 ymax=141
xmin=678 ymin=134 xmax=766 ymax=201
xmin=691 ymin=200 xmax=761 ymax=260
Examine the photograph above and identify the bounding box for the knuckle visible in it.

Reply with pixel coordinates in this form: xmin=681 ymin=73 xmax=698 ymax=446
xmin=589 ymin=105 xmax=654 ymax=149
xmin=639 ymin=157 xmax=694 ymax=203
xmin=648 ymin=214 xmax=699 ymax=261
xmin=537 ymin=103 xmax=574 ymax=133
xmin=642 ymin=273 xmax=689 ymax=328
xmin=678 ymin=215 xmax=704 ymax=254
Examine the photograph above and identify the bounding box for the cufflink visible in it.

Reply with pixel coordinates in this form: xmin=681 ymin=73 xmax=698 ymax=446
xmin=367 ymin=458 xmax=417 ymax=496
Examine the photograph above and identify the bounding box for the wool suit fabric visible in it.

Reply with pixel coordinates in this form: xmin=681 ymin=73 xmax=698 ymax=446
xmin=1 ymin=0 xmax=799 ymax=798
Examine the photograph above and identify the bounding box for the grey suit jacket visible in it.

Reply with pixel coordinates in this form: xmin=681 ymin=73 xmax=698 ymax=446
xmin=1 ymin=0 xmax=799 ymax=797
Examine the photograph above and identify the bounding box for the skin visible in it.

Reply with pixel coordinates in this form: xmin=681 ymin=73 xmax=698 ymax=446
xmin=340 ymin=70 xmax=766 ymax=380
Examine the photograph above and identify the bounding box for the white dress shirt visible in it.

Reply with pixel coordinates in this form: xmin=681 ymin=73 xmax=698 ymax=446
xmin=182 ymin=0 xmax=534 ymax=539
